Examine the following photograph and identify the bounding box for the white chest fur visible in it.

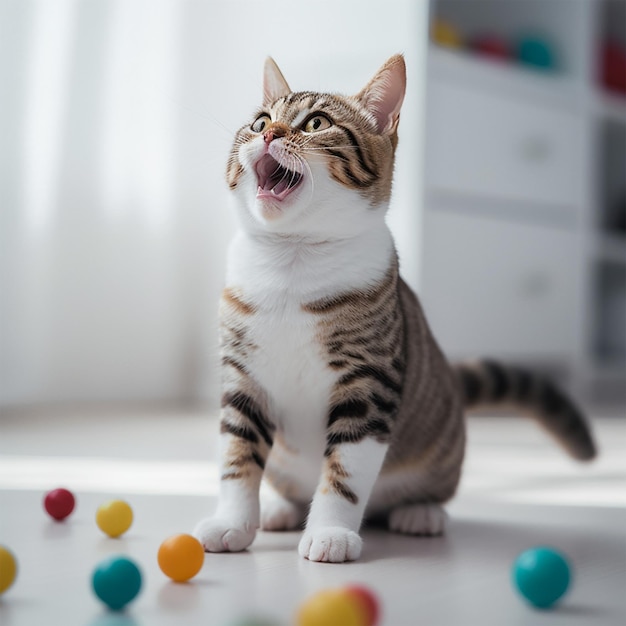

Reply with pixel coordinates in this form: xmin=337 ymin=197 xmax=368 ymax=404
xmin=226 ymin=233 xmax=338 ymax=448
xmin=224 ymin=227 xmax=395 ymax=495
xmin=253 ymin=303 xmax=332 ymax=498
xmin=247 ymin=299 xmax=332 ymax=444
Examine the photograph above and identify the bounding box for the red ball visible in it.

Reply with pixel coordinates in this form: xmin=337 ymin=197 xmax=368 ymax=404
xmin=472 ymin=35 xmax=511 ymax=60
xmin=344 ymin=585 xmax=380 ymax=626
xmin=601 ymin=41 xmax=626 ymax=94
xmin=44 ymin=488 xmax=76 ymax=521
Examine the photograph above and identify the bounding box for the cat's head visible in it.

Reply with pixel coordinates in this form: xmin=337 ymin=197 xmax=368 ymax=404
xmin=226 ymin=55 xmax=406 ymax=238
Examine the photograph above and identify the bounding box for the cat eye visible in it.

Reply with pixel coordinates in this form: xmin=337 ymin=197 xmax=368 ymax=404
xmin=303 ymin=114 xmax=332 ymax=133
xmin=251 ymin=114 xmax=272 ymax=133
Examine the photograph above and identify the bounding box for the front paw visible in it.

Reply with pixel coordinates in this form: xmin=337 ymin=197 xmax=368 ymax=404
xmin=298 ymin=526 xmax=362 ymax=563
xmin=193 ymin=516 xmax=256 ymax=553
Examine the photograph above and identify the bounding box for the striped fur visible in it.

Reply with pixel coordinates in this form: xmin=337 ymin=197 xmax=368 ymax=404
xmin=455 ymin=360 xmax=596 ymax=461
xmin=193 ymin=55 xmax=596 ymax=563
xmin=227 ymin=90 xmax=397 ymax=208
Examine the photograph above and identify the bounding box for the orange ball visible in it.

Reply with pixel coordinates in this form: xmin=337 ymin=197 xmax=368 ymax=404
xmin=157 ymin=534 xmax=205 ymax=582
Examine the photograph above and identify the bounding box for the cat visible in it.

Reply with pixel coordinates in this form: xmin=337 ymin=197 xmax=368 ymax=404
xmin=193 ymin=55 xmax=596 ymax=563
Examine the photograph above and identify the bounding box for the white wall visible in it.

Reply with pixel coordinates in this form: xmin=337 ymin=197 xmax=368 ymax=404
xmin=0 ymin=0 xmax=430 ymax=408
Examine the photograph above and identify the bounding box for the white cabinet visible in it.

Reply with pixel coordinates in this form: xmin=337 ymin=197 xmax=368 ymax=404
xmin=426 ymin=82 xmax=584 ymax=211
xmin=421 ymin=48 xmax=585 ymax=367
xmin=422 ymin=0 xmax=626 ymax=403
xmin=421 ymin=211 xmax=577 ymax=359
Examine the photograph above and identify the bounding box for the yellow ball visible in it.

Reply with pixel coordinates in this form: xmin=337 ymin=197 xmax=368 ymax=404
xmin=157 ymin=534 xmax=205 ymax=582
xmin=0 ymin=546 xmax=17 ymax=594
xmin=296 ymin=589 xmax=367 ymax=626
xmin=96 ymin=500 xmax=133 ymax=538
xmin=431 ymin=19 xmax=463 ymax=49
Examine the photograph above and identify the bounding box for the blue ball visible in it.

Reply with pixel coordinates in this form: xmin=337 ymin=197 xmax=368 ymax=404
xmin=92 ymin=556 xmax=142 ymax=611
xmin=512 ymin=547 xmax=571 ymax=609
xmin=517 ymin=37 xmax=555 ymax=70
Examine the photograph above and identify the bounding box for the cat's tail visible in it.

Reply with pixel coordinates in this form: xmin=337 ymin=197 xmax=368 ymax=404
xmin=453 ymin=359 xmax=597 ymax=461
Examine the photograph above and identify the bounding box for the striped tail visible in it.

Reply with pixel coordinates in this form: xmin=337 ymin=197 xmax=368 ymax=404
xmin=454 ymin=359 xmax=597 ymax=461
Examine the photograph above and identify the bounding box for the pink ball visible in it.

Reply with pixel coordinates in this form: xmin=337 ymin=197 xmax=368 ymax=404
xmin=44 ymin=488 xmax=76 ymax=521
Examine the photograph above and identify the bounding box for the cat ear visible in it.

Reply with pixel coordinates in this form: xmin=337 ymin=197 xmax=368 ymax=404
xmin=356 ymin=54 xmax=406 ymax=135
xmin=263 ymin=57 xmax=291 ymax=105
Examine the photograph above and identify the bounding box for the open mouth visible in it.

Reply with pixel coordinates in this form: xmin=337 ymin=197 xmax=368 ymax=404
xmin=255 ymin=154 xmax=303 ymax=201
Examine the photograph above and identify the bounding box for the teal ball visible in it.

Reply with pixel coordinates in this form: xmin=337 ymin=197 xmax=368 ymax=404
xmin=92 ymin=556 xmax=142 ymax=611
xmin=517 ymin=37 xmax=555 ymax=70
xmin=512 ymin=547 xmax=571 ymax=609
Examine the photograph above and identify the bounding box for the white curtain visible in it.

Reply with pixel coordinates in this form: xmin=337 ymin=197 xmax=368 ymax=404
xmin=1 ymin=0 xmax=225 ymax=406
xmin=0 ymin=0 xmax=428 ymax=408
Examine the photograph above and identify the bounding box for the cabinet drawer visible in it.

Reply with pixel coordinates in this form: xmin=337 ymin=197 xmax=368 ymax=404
xmin=425 ymin=82 xmax=584 ymax=210
xmin=421 ymin=211 xmax=578 ymax=360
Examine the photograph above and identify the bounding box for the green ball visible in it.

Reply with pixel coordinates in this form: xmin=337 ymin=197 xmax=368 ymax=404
xmin=92 ymin=556 xmax=142 ymax=611
xmin=512 ymin=547 xmax=571 ymax=609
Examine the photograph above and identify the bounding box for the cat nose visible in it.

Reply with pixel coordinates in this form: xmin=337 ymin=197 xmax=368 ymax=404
xmin=263 ymin=123 xmax=288 ymax=144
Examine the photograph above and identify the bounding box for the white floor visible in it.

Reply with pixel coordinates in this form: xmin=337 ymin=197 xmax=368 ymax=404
xmin=0 ymin=408 xmax=625 ymax=626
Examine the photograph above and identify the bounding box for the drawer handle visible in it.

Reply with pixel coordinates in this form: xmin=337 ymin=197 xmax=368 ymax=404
xmin=519 ymin=136 xmax=552 ymax=162
xmin=519 ymin=272 xmax=552 ymax=297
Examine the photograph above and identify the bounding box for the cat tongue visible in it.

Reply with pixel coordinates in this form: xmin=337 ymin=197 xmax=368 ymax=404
xmin=272 ymin=178 xmax=290 ymax=196
xmin=255 ymin=153 xmax=302 ymax=199
xmin=256 ymin=154 xmax=281 ymax=189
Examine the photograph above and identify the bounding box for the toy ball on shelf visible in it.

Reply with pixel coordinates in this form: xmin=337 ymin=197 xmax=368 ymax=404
xmin=0 ymin=546 xmax=18 ymax=594
xmin=157 ymin=533 xmax=205 ymax=582
xmin=471 ymin=34 xmax=512 ymax=61
xmin=92 ymin=555 xmax=142 ymax=611
xmin=517 ymin=36 xmax=556 ymax=70
xmin=44 ymin=487 xmax=76 ymax=521
xmin=96 ymin=499 xmax=133 ymax=538
xmin=296 ymin=585 xmax=380 ymax=626
xmin=601 ymin=40 xmax=626 ymax=95
xmin=512 ymin=546 xmax=571 ymax=609
xmin=431 ymin=19 xmax=463 ymax=50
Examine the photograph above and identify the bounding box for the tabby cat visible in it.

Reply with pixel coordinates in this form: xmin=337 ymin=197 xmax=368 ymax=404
xmin=193 ymin=55 xmax=596 ymax=563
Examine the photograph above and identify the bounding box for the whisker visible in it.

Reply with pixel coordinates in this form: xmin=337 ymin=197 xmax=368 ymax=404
xmin=173 ymin=99 xmax=237 ymax=139
xmin=297 ymin=153 xmax=315 ymax=206
xmin=300 ymin=145 xmax=357 ymax=152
